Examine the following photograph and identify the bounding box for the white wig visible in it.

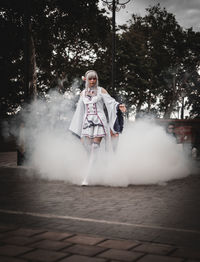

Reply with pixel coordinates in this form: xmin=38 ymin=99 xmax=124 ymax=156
xmin=85 ymin=70 xmax=99 ymax=89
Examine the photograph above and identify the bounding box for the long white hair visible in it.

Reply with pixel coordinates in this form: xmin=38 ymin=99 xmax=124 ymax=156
xmin=85 ymin=70 xmax=99 ymax=89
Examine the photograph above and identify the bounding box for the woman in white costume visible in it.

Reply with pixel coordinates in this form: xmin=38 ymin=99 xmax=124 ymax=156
xmin=69 ymin=70 xmax=126 ymax=185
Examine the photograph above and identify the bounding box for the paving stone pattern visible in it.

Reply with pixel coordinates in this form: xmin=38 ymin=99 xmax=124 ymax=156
xmin=0 ymin=225 xmax=199 ymax=261
xmin=0 ymin=152 xmax=200 ymax=261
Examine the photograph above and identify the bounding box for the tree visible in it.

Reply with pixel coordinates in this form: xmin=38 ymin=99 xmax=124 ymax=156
xmin=114 ymin=4 xmax=200 ymax=118
xmin=183 ymin=29 xmax=200 ymax=118
xmin=0 ymin=0 xmax=111 ymax=119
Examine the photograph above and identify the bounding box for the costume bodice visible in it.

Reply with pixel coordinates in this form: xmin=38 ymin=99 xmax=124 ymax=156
xmin=69 ymin=86 xmax=120 ymax=138
xmin=82 ymin=87 xmax=104 ymax=115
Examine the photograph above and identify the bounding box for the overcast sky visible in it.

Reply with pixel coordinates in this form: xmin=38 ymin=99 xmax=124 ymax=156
xmin=101 ymin=0 xmax=200 ymax=31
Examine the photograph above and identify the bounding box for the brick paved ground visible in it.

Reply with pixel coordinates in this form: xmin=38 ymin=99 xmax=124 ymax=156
xmin=0 ymin=152 xmax=200 ymax=261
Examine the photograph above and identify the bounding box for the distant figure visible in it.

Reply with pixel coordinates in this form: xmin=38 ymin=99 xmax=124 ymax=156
xmin=191 ymin=127 xmax=200 ymax=159
xmin=166 ymin=123 xmax=177 ymax=142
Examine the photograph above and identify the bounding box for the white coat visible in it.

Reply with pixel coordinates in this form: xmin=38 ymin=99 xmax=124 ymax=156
xmin=69 ymin=87 xmax=120 ymax=139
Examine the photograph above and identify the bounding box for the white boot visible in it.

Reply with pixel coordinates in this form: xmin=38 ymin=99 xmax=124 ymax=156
xmin=81 ymin=179 xmax=89 ymax=186
xmin=81 ymin=142 xmax=100 ymax=186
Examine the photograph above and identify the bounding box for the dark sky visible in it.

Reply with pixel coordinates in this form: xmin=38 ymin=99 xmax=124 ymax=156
xmin=100 ymin=0 xmax=200 ymax=31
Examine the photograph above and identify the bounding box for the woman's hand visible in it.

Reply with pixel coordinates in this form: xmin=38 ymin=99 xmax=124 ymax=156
xmin=119 ymin=104 xmax=126 ymax=113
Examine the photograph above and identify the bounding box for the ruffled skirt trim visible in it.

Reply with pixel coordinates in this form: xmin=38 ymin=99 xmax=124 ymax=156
xmin=81 ymin=114 xmax=106 ymax=138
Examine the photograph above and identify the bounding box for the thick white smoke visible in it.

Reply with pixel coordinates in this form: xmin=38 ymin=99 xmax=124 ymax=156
xmin=92 ymin=119 xmax=190 ymax=186
xmin=13 ymin=84 xmax=190 ymax=186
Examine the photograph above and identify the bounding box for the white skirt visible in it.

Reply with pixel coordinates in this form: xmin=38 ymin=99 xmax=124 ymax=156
xmin=81 ymin=114 xmax=106 ymax=138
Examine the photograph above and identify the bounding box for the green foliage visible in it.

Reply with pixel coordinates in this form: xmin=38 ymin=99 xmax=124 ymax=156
xmin=113 ymin=4 xmax=200 ymax=118
xmin=1 ymin=1 xmax=200 ymax=119
xmin=0 ymin=0 xmax=111 ymax=118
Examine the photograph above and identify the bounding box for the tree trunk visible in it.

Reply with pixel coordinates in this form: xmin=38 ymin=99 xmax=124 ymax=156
xmin=147 ymin=90 xmax=151 ymax=113
xmin=24 ymin=0 xmax=37 ymax=103
xmin=29 ymin=31 xmax=37 ymax=101
xmin=135 ymin=99 xmax=143 ymax=117
xmin=163 ymin=74 xmax=177 ymax=118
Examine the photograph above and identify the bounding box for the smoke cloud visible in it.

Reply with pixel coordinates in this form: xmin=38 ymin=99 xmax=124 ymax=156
xmin=8 ymin=83 xmax=191 ymax=187
xmin=96 ymin=119 xmax=190 ymax=186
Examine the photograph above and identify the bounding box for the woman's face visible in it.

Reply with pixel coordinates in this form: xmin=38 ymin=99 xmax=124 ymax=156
xmin=88 ymin=76 xmax=97 ymax=88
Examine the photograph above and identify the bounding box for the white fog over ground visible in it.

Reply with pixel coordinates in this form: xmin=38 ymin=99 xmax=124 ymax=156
xmin=11 ymin=87 xmax=190 ymax=187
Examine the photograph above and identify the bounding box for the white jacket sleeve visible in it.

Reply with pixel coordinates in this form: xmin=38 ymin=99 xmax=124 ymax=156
xmin=69 ymin=96 xmax=85 ymax=137
xmin=101 ymin=91 xmax=119 ymax=134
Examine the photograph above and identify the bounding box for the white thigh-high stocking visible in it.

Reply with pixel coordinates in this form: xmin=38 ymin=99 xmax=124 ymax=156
xmin=82 ymin=142 xmax=100 ymax=186
xmin=82 ymin=137 xmax=92 ymax=155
